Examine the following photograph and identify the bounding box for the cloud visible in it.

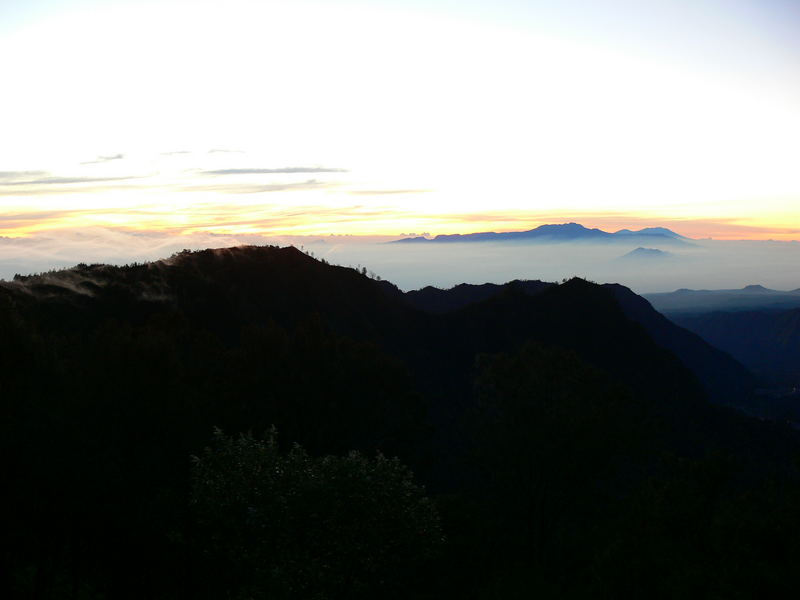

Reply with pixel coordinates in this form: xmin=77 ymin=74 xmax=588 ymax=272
xmin=201 ymin=167 xmax=349 ymax=175
xmin=0 ymin=210 xmax=70 ymax=223
xmin=160 ymin=150 xmax=192 ymax=156
xmin=80 ymin=154 xmax=125 ymax=165
xmin=0 ymin=175 xmax=144 ymax=196
xmin=0 ymin=201 xmax=402 ymax=251
xmin=431 ymin=211 xmax=545 ymax=224
xmin=1 ymin=175 xmax=138 ymax=186
xmin=0 ymin=163 xmax=344 ymax=198
xmin=0 ymin=171 xmax=48 ymax=180
xmin=208 ymin=149 xmax=244 ymax=154
xmin=0 ymin=208 xmax=107 ymax=233
xmin=176 ymin=179 xmax=334 ymax=194
xmin=347 ymin=189 xmax=430 ymax=195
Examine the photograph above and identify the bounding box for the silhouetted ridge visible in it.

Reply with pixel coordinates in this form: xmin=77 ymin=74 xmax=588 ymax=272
xmin=3 ymin=245 xmax=424 ymax=345
xmin=646 ymin=285 xmax=800 ymax=313
xmin=404 ymin=280 xmax=553 ymax=314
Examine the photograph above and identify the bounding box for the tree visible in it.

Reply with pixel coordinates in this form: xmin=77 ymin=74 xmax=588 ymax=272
xmin=189 ymin=429 xmax=442 ymax=599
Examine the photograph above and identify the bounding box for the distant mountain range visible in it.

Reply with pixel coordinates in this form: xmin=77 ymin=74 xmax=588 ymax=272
xmin=645 ymin=285 xmax=800 ymax=314
xmin=640 ymin=284 xmax=800 ymax=388
xmin=614 ymin=227 xmax=686 ymax=238
xmin=393 ymin=222 xmax=691 ymax=245
xmin=670 ymin=309 xmax=800 ymax=388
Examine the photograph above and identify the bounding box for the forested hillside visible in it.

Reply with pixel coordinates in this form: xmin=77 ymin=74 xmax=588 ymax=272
xmin=3 ymin=245 xmax=800 ymax=599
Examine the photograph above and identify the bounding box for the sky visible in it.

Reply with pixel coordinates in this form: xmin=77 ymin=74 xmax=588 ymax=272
xmin=2 ymin=0 xmax=800 ymax=241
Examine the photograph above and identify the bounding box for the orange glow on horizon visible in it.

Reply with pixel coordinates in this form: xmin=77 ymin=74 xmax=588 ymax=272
xmin=2 ymin=207 xmax=799 ymax=242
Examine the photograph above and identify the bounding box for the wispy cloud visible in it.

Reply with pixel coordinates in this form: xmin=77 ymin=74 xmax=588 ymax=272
xmin=0 ymin=175 xmax=144 ymax=196
xmin=0 ymin=208 xmax=131 ymax=233
xmin=80 ymin=153 xmax=125 ymax=165
xmin=1 ymin=175 xmax=138 ymax=186
xmin=201 ymin=167 xmax=349 ymax=175
xmin=0 ymin=201 xmax=404 ymax=239
xmin=0 ymin=210 xmax=70 ymax=223
xmin=348 ymin=189 xmax=430 ymax=195
xmin=160 ymin=150 xmax=192 ymax=156
xmin=0 ymin=171 xmax=48 ymax=180
xmin=176 ymin=179 xmax=334 ymax=194
xmin=0 ymin=162 xmax=346 ymax=198
xmin=208 ymin=149 xmax=244 ymax=154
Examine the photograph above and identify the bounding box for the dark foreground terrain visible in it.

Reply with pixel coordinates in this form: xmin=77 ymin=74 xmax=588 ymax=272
xmin=3 ymin=245 xmax=800 ymax=599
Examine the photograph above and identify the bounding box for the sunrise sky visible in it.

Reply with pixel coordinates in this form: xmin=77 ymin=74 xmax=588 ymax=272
xmin=2 ymin=0 xmax=800 ymax=240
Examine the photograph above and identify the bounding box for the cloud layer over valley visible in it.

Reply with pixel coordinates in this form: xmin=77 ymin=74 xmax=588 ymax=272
xmin=3 ymin=227 xmax=799 ymax=295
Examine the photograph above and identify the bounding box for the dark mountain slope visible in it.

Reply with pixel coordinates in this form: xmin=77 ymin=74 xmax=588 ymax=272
xmin=3 ymin=246 xmax=756 ymax=435
xmin=670 ymin=308 xmax=800 ymax=386
xmin=0 ymin=249 xmax=696 ymax=398
xmin=437 ymin=280 xmax=710 ymax=416
xmin=5 ymin=245 xmax=800 ymax=599
xmin=5 ymin=246 xmax=759 ymax=413
xmin=430 ymin=280 xmax=797 ymax=466
xmin=605 ymin=284 xmax=756 ymax=408
xmin=400 ymin=278 xmax=756 ymax=409
xmin=6 ymin=247 xmax=785 ymax=467
xmin=2 ymin=246 xmax=786 ymax=448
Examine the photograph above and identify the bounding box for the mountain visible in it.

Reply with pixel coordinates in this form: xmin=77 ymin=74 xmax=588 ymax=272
xmin=6 ymin=244 xmax=800 ymax=599
xmin=615 ymin=226 xmax=687 ymax=239
xmin=404 ymin=280 xmax=553 ymax=314
xmin=4 ymin=246 xmax=423 ymax=352
xmin=645 ymin=285 xmax=800 ymax=314
xmin=604 ymin=283 xmax=755 ymax=409
xmin=669 ymin=308 xmax=800 ymax=388
xmin=618 ymin=247 xmax=675 ymax=261
xmin=401 ymin=278 xmax=755 ymax=409
xmin=1 ymin=246 xmax=763 ymax=412
xmin=393 ymin=222 xmax=692 ymax=245
xmin=741 ymin=284 xmax=772 ymax=293
xmin=437 ymin=279 xmax=708 ymax=406
xmin=394 ymin=222 xmax=611 ymax=243
xmin=1 ymin=248 xmax=707 ymax=405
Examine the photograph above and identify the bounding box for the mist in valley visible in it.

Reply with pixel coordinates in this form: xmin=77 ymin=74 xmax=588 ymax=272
xmin=318 ymin=237 xmax=800 ymax=293
xmin=3 ymin=229 xmax=799 ymax=294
